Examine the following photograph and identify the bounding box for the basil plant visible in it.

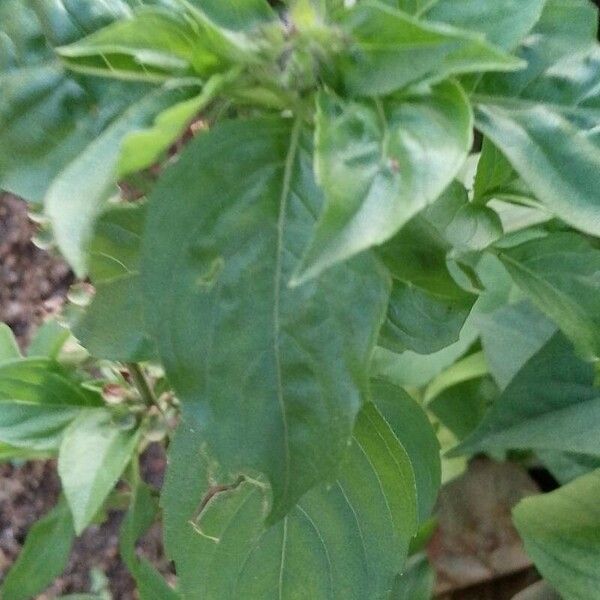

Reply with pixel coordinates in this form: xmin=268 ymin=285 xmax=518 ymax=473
xmin=1 ymin=0 xmax=600 ymax=598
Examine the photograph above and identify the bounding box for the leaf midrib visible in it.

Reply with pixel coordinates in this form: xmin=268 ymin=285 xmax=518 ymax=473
xmin=272 ymin=117 xmax=303 ymax=509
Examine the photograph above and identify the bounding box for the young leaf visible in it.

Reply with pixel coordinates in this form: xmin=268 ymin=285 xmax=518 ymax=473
xmin=294 ymin=81 xmax=473 ymax=283
xmin=499 ymin=233 xmax=600 ymax=360
xmin=142 ymin=117 xmax=390 ymax=522
xmin=338 ymin=0 xmax=524 ymax=97
xmin=162 ymin=402 xmax=418 ymax=599
xmin=1 ymin=499 xmax=75 ymax=600
xmin=514 ymin=469 xmax=600 ymax=600
xmin=74 ymin=203 xmax=157 ymax=361
xmin=57 ymin=7 xmax=221 ymax=80
xmin=473 ymin=138 xmax=533 ymax=205
xmin=454 ymin=334 xmax=600 ymax=457
xmin=118 ymin=71 xmax=238 ymax=176
xmin=58 ymin=408 xmax=141 ymax=533
xmin=0 ymin=358 xmax=103 ymax=450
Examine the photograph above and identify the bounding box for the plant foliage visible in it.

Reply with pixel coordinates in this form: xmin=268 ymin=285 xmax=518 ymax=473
xmin=1 ymin=0 xmax=600 ymax=598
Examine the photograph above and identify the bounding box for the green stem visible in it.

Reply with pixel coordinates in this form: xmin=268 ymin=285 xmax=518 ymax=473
xmin=127 ymin=363 xmax=162 ymax=412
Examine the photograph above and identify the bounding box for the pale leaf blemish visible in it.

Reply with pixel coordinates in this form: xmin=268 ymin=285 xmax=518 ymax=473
xmin=195 ymin=256 xmax=225 ymax=290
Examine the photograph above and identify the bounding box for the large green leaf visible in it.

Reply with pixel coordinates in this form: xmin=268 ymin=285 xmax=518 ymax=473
xmin=499 ymin=233 xmax=600 ymax=360
xmin=338 ymin=0 xmax=523 ymax=97
xmin=142 ymin=117 xmax=390 ymax=522
xmin=74 ymin=203 xmax=157 ymax=361
xmin=473 ymin=1 xmax=600 ymax=238
xmin=0 ymin=358 xmax=102 ymax=450
xmin=1 ymin=499 xmax=75 ymax=600
xmin=294 ymin=82 xmax=473 ymax=283
xmin=513 ymin=469 xmax=600 ymax=600
xmin=423 ymin=0 xmax=545 ymax=51
xmin=58 ymin=408 xmax=141 ymax=533
xmin=162 ymin=402 xmax=418 ymax=599
xmin=455 ymin=334 xmax=600 ymax=457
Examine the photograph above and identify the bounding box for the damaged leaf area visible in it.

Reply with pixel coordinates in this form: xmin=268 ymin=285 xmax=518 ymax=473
xmin=163 ymin=401 xmax=422 ymax=599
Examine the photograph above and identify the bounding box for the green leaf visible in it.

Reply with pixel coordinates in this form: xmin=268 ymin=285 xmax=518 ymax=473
xmin=372 ymin=252 xmax=514 ymax=388
xmin=454 ymin=334 xmax=600 ymax=457
xmin=0 ymin=0 xmax=143 ymax=202
xmin=513 ymin=469 xmax=600 ymax=600
xmin=338 ymin=0 xmax=524 ymax=97
xmin=57 ymin=7 xmax=219 ymax=80
xmin=537 ymin=450 xmax=600 ymax=485
xmin=371 ymin=381 xmax=440 ymax=522
xmin=27 ymin=320 xmax=71 ymax=359
xmin=120 ymin=475 xmax=180 ymax=600
xmin=294 ymin=82 xmax=473 ymax=283
xmin=0 ymin=442 xmax=51 ymax=462
xmin=378 ymin=183 xmax=476 ymax=301
xmin=46 ymin=86 xmax=187 ymax=277
xmin=118 ymin=71 xmax=238 ymax=176
xmin=423 ymin=0 xmax=545 ymax=51
xmin=74 ymin=203 xmax=157 ymax=361
xmin=499 ymin=233 xmax=600 ymax=360
xmin=380 ymin=281 xmax=471 ymax=354
xmin=476 ymin=300 xmax=557 ymax=389
xmin=0 ymin=358 xmax=102 ymax=450
xmin=0 ymin=323 xmax=20 ymax=362
xmin=424 ymin=351 xmax=488 ymax=404
xmin=473 ymin=8 xmax=600 ymax=238
xmin=185 ymin=0 xmax=276 ymax=30
xmin=58 ymin=408 xmax=141 ymax=533
xmin=391 ymin=553 xmax=435 ymax=600
xmin=473 ymin=138 xmax=532 ymax=205
xmin=1 ymin=499 xmax=75 ymax=600
xmin=162 ymin=402 xmax=418 ymax=599
xmin=429 ymin=376 xmax=497 ymax=440
xmin=142 ymin=117 xmax=390 ymax=522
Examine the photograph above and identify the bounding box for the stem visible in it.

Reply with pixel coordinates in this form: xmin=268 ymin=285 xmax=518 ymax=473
xmin=127 ymin=363 xmax=162 ymax=412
